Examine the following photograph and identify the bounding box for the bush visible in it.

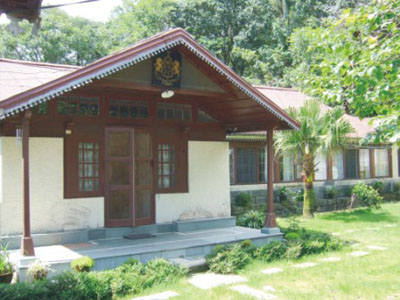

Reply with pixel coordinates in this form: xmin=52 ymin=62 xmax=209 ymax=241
xmin=285 ymin=232 xmax=300 ymax=241
xmin=27 ymin=260 xmax=51 ymax=281
xmin=277 ymin=187 xmax=288 ymax=201
xmin=237 ymin=210 xmax=265 ymax=229
xmin=370 ymin=180 xmax=384 ymax=195
xmin=284 ymin=243 xmax=302 ymax=260
xmin=325 ymin=186 xmax=337 ymax=199
xmin=0 ymin=258 xmax=187 ymax=300
xmin=71 ymin=256 xmax=95 ymax=273
xmin=235 ymin=193 xmax=252 ymax=209
xmin=207 ymin=243 xmax=250 ymax=274
xmin=255 ymin=241 xmax=288 ymax=262
xmin=352 ymin=182 xmax=383 ymax=208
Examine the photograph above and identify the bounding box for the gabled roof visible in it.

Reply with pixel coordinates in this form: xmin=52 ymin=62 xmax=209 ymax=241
xmin=228 ymin=86 xmax=374 ymax=140
xmin=0 ymin=28 xmax=299 ymax=130
xmin=0 ymin=58 xmax=80 ymax=102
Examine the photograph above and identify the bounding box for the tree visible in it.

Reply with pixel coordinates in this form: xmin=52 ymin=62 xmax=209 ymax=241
xmin=285 ymin=0 xmax=400 ymax=143
xmin=274 ymin=100 xmax=353 ymax=217
xmin=0 ymin=9 xmax=108 ymax=65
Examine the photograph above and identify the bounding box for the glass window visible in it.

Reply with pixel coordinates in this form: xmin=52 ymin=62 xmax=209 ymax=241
xmin=57 ymin=96 xmax=99 ymax=116
xmin=158 ymin=144 xmax=175 ymax=188
xmin=109 ymin=99 xmax=148 ymax=119
xmin=315 ymin=152 xmax=327 ymax=180
xmin=359 ymin=149 xmax=371 ymax=178
xmin=295 ymin=154 xmax=303 ymax=180
xmin=332 ymin=150 xmax=344 ymax=180
xmin=345 ymin=149 xmax=359 ymax=179
xmin=229 ymin=148 xmax=235 ymax=184
xmin=157 ymin=102 xmax=192 ymax=121
xmin=258 ymin=147 xmax=267 ymax=183
xmin=280 ymin=153 xmax=294 ymax=182
xmin=78 ymin=142 xmax=99 ymax=192
xmin=236 ymin=148 xmax=257 ymax=184
xmin=374 ymin=148 xmax=389 ymax=177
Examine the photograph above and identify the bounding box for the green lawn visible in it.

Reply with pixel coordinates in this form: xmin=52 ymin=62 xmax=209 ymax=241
xmin=123 ymin=202 xmax=400 ymax=300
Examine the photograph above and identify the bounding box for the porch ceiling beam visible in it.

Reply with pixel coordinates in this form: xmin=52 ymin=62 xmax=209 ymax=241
xmin=21 ymin=110 xmax=35 ymax=256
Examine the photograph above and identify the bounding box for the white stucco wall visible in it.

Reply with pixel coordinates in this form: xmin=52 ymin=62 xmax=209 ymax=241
xmin=0 ymin=137 xmax=104 ymax=236
xmin=156 ymin=141 xmax=231 ymax=223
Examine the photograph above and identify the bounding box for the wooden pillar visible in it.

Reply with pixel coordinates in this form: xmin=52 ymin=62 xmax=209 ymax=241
xmin=262 ymin=129 xmax=279 ymax=234
xmin=20 ymin=110 xmax=35 ymax=256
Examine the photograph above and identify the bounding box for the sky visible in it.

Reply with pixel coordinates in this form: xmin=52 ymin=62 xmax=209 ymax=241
xmin=0 ymin=0 xmax=122 ymax=24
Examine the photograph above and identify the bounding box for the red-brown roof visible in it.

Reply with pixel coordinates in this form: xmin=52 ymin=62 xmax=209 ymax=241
xmin=252 ymin=86 xmax=374 ymax=139
xmin=0 ymin=28 xmax=300 ymax=131
xmin=0 ymin=58 xmax=80 ymax=102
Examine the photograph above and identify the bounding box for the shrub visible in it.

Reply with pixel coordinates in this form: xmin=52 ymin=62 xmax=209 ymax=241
xmin=0 ymin=257 xmax=188 ymax=300
xmin=207 ymin=244 xmax=250 ymax=274
xmin=237 ymin=210 xmax=265 ymax=229
xmin=27 ymin=260 xmax=51 ymax=281
xmin=284 ymin=243 xmax=302 ymax=260
xmin=255 ymin=241 xmax=288 ymax=262
xmin=0 ymin=243 xmax=13 ymax=276
xmin=235 ymin=193 xmax=252 ymax=209
xmin=352 ymin=182 xmax=383 ymax=208
xmin=325 ymin=186 xmax=337 ymax=199
xmin=285 ymin=232 xmax=300 ymax=241
xmin=277 ymin=187 xmax=288 ymax=201
xmin=71 ymin=256 xmax=95 ymax=273
xmin=370 ymin=180 xmax=384 ymax=195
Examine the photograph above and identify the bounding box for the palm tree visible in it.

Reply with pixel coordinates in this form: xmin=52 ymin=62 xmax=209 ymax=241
xmin=274 ymin=100 xmax=354 ymax=217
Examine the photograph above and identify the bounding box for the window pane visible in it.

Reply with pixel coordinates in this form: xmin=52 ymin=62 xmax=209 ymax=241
xmin=157 ymin=102 xmax=192 ymax=121
xmin=258 ymin=148 xmax=267 ymax=183
xmin=157 ymin=144 xmax=175 ymax=188
xmin=78 ymin=141 xmax=100 ymax=192
xmin=374 ymin=149 xmax=389 ymax=177
xmin=345 ymin=149 xmax=359 ymax=179
xmin=332 ymin=151 xmax=344 ymax=180
xmin=236 ymin=148 xmax=257 ymax=184
xmin=359 ymin=149 xmax=370 ymax=179
xmin=314 ymin=152 xmax=327 ymax=180
xmin=280 ymin=152 xmax=294 ymax=182
xmin=296 ymin=154 xmax=303 ymax=180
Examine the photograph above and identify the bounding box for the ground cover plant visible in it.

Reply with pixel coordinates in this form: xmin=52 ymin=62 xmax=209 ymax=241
xmin=206 ymin=221 xmax=345 ymax=274
xmin=0 ymin=258 xmax=188 ymax=300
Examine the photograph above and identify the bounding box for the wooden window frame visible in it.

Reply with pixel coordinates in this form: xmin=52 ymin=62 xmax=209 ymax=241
xmin=372 ymin=147 xmax=392 ymax=178
xmin=155 ymin=134 xmax=188 ymax=194
xmin=64 ymin=129 xmax=104 ymax=199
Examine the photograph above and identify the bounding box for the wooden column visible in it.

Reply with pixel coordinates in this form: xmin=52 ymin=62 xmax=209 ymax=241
xmin=262 ymin=128 xmax=279 ymax=233
xmin=20 ymin=110 xmax=35 ymax=256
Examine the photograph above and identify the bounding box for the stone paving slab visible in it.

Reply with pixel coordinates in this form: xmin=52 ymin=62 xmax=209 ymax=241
xmin=188 ymin=273 xmax=247 ymax=290
xmin=261 ymin=267 xmax=283 ymax=275
xmin=366 ymin=245 xmax=387 ymax=251
xmin=263 ymin=285 xmax=276 ymax=292
xmin=349 ymin=251 xmax=370 ymax=257
xmin=131 ymin=291 xmax=179 ymax=300
xmin=294 ymin=262 xmax=318 ymax=269
xmin=320 ymin=257 xmax=341 ymax=262
xmin=231 ymin=285 xmax=277 ymax=299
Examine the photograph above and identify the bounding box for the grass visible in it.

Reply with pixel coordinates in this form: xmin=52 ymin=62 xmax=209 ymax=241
xmin=122 ymin=202 xmax=400 ymax=300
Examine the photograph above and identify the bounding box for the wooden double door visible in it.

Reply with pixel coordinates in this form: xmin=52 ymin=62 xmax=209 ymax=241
xmin=105 ymin=127 xmax=154 ymax=227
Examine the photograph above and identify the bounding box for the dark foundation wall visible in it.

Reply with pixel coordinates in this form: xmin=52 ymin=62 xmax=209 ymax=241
xmin=230 ymin=178 xmax=400 ymax=216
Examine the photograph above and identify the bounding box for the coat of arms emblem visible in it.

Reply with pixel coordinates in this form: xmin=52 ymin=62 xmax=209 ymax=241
xmin=152 ymin=50 xmax=181 ymax=88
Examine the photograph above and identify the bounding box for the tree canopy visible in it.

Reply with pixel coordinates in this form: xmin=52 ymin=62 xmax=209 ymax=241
xmin=286 ymin=0 xmax=400 ymax=143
